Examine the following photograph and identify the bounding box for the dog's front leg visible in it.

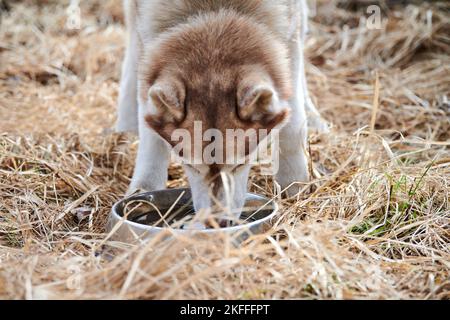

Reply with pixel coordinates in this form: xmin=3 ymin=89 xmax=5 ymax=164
xmin=128 ymin=100 xmax=171 ymax=194
xmin=276 ymin=56 xmax=310 ymax=196
xmin=276 ymin=4 xmax=310 ymax=196
xmin=116 ymin=0 xmax=139 ymax=133
xmin=276 ymin=97 xmax=310 ymax=197
xmin=298 ymin=0 xmax=329 ymax=134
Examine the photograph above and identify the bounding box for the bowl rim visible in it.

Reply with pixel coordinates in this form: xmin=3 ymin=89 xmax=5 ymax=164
xmin=110 ymin=188 xmax=279 ymax=234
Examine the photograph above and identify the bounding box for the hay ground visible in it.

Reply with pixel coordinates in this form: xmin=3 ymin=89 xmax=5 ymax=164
xmin=0 ymin=0 xmax=449 ymax=299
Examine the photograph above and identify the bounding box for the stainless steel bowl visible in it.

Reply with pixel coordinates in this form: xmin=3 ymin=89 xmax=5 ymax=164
xmin=107 ymin=188 xmax=278 ymax=243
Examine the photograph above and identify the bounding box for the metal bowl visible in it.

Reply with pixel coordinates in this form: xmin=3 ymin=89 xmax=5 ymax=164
xmin=107 ymin=188 xmax=278 ymax=243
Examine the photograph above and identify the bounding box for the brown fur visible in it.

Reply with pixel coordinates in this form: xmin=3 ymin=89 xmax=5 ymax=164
xmin=144 ymin=0 xmax=290 ymax=39
xmin=138 ymin=2 xmax=293 ymax=179
xmin=142 ymin=11 xmax=291 ymax=122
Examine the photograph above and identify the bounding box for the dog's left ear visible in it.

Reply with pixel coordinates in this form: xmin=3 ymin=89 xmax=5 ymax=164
xmin=237 ymin=69 xmax=289 ymax=130
xmin=144 ymin=75 xmax=186 ymax=144
xmin=147 ymin=75 xmax=185 ymax=123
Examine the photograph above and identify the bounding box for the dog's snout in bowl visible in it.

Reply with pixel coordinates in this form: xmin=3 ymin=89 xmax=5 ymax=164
xmin=107 ymin=188 xmax=278 ymax=244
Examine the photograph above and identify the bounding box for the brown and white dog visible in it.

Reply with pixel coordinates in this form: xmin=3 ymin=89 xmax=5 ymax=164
xmin=116 ymin=0 xmax=328 ymax=220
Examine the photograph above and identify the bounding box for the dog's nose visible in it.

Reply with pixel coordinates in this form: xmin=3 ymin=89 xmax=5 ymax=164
xmin=204 ymin=216 xmax=235 ymax=229
xmin=218 ymin=219 xmax=235 ymax=228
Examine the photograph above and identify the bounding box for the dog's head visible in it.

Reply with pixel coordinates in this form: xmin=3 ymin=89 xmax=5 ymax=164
xmin=140 ymin=12 xmax=292 ymax=220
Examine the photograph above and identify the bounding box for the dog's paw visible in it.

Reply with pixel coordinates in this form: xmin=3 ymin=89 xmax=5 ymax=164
xmin=126 ymin=181 xmax=157 ymax=196
xmin=276 ymin=155 xmax=310 ymax=198
xmin=279 ymin=181 xmax=309 ymax=198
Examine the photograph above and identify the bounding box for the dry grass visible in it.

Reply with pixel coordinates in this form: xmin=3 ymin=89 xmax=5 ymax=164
xmin=0 ymin=0 xmax=449 ymax=299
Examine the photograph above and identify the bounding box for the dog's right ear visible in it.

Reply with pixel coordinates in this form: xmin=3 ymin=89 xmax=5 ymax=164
xmin=147 ymin=76 xmax=185 ymax=124
xmin=237 ymin=67 xmax=289 ymax=131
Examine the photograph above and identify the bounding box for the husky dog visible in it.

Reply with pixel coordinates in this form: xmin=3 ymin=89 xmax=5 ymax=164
xmin=116 ymin=0 xmax=328 ymax=218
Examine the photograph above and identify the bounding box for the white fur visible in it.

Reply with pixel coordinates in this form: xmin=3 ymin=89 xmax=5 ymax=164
xmin=116 ymin=0 xmax=139 ymax=133
xmin=117 ymin=0 xmax=329 ymax=212
xmin=276 ymin=0 xmax=322 ymax=196
xmin=128 ymin=88 xmax=171 ymax=192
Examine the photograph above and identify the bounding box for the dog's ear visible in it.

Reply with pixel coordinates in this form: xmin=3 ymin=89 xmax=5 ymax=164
xmin=144 ymin=75 xmax=185 ymax=144
xmin=147 ymin=75 xmax=185 ymax=123
xmin=237 ymin=68 xmax=289 ymax=130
